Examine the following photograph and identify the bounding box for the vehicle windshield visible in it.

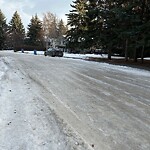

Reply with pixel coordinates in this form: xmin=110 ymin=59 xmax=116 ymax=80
xmin=47 ymin=48 xmax=53 ymax=51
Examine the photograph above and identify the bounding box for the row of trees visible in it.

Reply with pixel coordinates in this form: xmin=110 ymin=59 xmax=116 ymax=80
xmin=0 ymin=10 xmax=67 ymax=50
xmin=66 ymin=0 xmax=150 ymax=62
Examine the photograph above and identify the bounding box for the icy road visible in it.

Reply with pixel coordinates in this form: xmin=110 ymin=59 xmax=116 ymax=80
xmin=0 ymin=51 xmax=150 ymax=150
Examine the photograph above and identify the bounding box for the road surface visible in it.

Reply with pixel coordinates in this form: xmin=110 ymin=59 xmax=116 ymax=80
xmin=0 ymin=51 xmax=150 ymax=150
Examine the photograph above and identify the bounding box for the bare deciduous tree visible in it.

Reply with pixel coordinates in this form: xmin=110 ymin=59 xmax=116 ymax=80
xmin=42 ymin=12 xmax=58 ymax=39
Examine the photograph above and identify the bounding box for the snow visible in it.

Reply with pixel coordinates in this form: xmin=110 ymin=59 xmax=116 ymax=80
xmin=144 ymin=57 xmax=150 ymax=60
xmin=18 ymin=51 xmax=45 ymax=55
xmin=64 ymin=53 xmax=125 ymax=59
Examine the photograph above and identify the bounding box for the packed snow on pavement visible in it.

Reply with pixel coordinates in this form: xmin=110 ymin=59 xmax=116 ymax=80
xmin=0 ymin=55 xmax=92 ymax=150
xmin=0 ymin=51 xmax=150 ymax=150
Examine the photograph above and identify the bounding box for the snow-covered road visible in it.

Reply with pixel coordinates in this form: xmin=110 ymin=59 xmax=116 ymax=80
xmin=0 ymin=51 xmax=150 ymax=150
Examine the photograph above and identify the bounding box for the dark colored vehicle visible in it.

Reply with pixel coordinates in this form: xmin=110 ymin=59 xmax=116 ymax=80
xmin=44 ymin=48 xmax=63 ymax=57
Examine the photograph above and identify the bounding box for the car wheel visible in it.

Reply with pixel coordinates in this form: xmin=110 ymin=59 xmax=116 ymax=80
xmin=59 ymin=52 xmax=63 ymax=57
xmin=44 ymin=52 xmax=47 ymax=56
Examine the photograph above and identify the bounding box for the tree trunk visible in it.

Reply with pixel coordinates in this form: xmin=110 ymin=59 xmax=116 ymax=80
xmin=133 ymin=40 xmax=138 ymax=62
xmin=108 ymin=49 xmax=111 ymax=60
xmin=141 ymin=45 xmax=144 ymax=64
xmin=125 ymin=39 xmax=128 ymax=62
xmin=134 ymin=47 xmax=137 ymax=62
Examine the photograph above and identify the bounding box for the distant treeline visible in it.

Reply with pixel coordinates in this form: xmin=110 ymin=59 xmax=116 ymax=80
xmin=0 ymin=10 xmax=67 ymax=51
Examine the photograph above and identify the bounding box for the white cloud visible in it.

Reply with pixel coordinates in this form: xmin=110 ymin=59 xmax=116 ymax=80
xmin=1 ymin=0 xmax=34 ymax=28
xmin=1 ymin=0 xmax=73 ymax=29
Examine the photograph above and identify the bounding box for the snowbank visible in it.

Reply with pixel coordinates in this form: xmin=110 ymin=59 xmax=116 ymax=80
xmin=64 ymin=53 xmax=125 ymax=59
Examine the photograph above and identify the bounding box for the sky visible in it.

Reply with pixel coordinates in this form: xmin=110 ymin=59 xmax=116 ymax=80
xmin=0 ymin=0 xmax=73 ymax=29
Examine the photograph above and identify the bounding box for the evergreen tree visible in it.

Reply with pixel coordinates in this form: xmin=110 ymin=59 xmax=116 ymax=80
xmin=110 ymin=0 xmax=150 ymax=62
xmin=9 ymin=11 xmax=25 ymax=48
xmin=27 ymin=14 xmax=43 ymax=46
xmin=100 ymin=0 xmax=144 ymax=60
xmin=0 ymin=9 xmax=6 ymax=49
xmin=99 ymin=0 xmax=118 ymax=59
xmin=66 ymin=0 xmax=88 ymax=51
xmin=105 ymin=0 xmax=134 ymax=61
xmin=135 ymin=0 xmax=150 ymax=62
xmin=66 ymin=0 xmax=150 ymax=61
xmin=85 ymin=0 xmax=103 ymax=49
xmin=116 ymin=1 xmax=133 ymax=61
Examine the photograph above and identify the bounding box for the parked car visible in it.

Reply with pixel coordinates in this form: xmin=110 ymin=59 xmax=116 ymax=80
xmin=44 ymin=48 xmax=63 ymax=57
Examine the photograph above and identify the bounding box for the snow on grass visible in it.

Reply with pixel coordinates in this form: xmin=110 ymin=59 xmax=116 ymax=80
xmin=19 ymin=51 xmax=45 ymax=55
xmin=64 ymin=53 xmax=125 ymax=59
xmin=64 ymin=53 xmax=107 ymax=59
xmin=144 ymin=57 xmax=150 ymax=60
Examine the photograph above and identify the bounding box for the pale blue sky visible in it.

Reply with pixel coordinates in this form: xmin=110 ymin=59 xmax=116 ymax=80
xmin=0 ymin=0 xmax=73 ymax=29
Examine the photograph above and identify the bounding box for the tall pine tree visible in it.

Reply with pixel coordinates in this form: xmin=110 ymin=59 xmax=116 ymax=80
xmin=0 ymin=9 xmax=6 ymax=49
xmin=27 ymin=14 xmax=43 ymax=46
xmin=66 ymin=0 xmax=150 ymax=61
xmin=66 ymin=0 xmax=88 ymax=51
xmin=9 ymin=11 xmax=25 ymax=48
xmin=84 ymin=0 xmax=104 ymax=49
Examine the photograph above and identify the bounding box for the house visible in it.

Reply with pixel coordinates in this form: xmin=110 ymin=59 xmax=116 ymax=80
xmin=45 ymin=35 xmax=66 ymax=50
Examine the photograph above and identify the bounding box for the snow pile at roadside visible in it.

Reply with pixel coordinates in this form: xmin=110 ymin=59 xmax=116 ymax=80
xmin=64 ymin=53 xmax=108 ymax=59
xmin=144 ymin=57 xmax=150 ymax=60
xmin=64 ymin=53 xmax=126 ymax=59
xmin=19 ymin=51 xmax=45 ymax=55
